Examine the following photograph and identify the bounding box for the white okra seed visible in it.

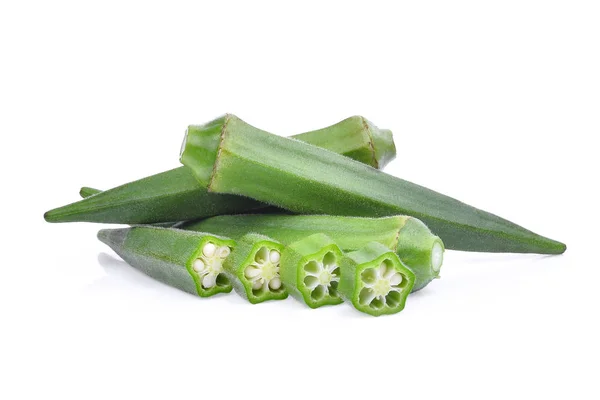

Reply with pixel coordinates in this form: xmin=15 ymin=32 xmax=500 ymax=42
xmin=269 ymin=250 xmax=281 ymax=264
xmin=244 ymin=266 xmax=261 ymax=279
xmin=217 ymin=246 xmax=231 ymax=258
xmin=252 ymin=280 xmax=263 ymax=290
xmin=192 ymin=259 xmax=206 ymax=272
xmin=202 ymin=274 xmax=217 ymax=289
xmin=269 ymin=277 xmax=282 ymax=290
xmin=202 ymin=242 xmax=217 ymax=258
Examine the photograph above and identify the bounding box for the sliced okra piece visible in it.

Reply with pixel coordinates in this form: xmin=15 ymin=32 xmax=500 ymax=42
xmin=280 ymin=234 xmax=344 ymax=308
xmin=339 ymin=242 xmax=415 ymax=316
xmin=181 ymin=214 xmax=443 ymax=292
xmin=180 ymin=114 xmax=565 ymax=255
xmin=44 ymin=116 xmax=395 ymax=225
xmin=97 ymin=226 xmax=235 ymax=297
xmin=224 ymin=233 xmax=287 ymax=304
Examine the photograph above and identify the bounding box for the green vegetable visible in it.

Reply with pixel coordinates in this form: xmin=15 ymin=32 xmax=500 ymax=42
xmin=224 ymin=233 xmax=287 ymax=304
xmin=44 ymin=115 xmax=395 ymax=224
xmin=79 ymin=187 xmax=101 ymax=198
xmin=98 ymin=226 xmax=236 ymax=297
xmin=280 ymin=234 xmax=344 ymax=308
xmin=180 ymin=114 xmax=565 ymax=254
xmin=180 ymin=214 xmax=443 ymax=291
xmin=339 ymin=242 xmax=415 ymax=316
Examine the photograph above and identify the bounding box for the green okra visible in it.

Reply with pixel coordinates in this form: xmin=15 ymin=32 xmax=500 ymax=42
xmin=280 ymin=234 xmax=344 ymax=308
xmin=98 ymin=226 xmax=236 ymax=297
xmin=44 ymin=115 xmax=395 ymax=225
xmin=224 ymin=233 xmax=287 ymax=304
xmin=339 ymin=242 xmax=415 ymax=317
xmin=180 ymin=114 xmax=566 ymax=255
xmin=79 ymin=187 xmax=101 ymax=198
xmin=180 ymin=214 xmax=443 ymax=292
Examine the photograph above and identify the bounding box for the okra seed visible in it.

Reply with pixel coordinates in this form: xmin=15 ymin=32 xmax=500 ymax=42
xmin=217 ymin=246 xmax=231 ymax=258
xmin=244 ymin=266 xmax=261 ymax=278
xmin=202 ymin=274 xmax=217 ymax=289
xmin=252 ymin=280 xmax=263 ymax=290
xmin=269 ymin=277 xmax=282 ymax=290
xmin=269 ymin=250 xmax=281 ymax=263
xmin=203 ymin=242 xmax=217 ymax=258
xmin=192 ymin=259 xmax=206 ymax=272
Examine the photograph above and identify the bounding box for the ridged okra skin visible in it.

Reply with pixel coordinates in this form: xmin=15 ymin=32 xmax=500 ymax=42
xmin=98 ymin=226 xmax=236 ymax=297
xmin=339 ymin=242 xmax=415 ymax=316
xmin=44 ymin=115 xmax=395 ymax=225
xmin=79 ymin=187 xmax=101 ymax=197
xmin=224 ymin=233 xmax=287 ymax=304
xmin=280 ymin=234 xmax=344 ymax=308
xmin=286 ymin=116 xmax=395 ymax=169
xmin=180 ymin=114 xmax=566 ymax=255
xmin=45 ymin=166 xmax=262 ymax=224
xmin=180 ymin=214 xmax=443 ymax=292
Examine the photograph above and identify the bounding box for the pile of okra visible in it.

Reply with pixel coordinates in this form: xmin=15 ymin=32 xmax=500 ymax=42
xmin=45 ymin=115 xmax=566 ymax=316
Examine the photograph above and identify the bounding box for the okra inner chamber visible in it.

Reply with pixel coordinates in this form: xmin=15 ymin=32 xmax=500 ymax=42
xmin=192 ymin=240 xmax=233 ymax=289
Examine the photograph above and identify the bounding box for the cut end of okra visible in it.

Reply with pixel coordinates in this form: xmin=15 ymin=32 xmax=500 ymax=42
xmin=356 ymin=258 xmax=412 ymax=313
xmin=97 ymin=227 xmax=235 ymax=298
xmin=225 ymin=233 xmax=288 ymax=304
xmin=431 ymin=240 xmax=444 ymax=273
xmin=300 ymin=251 xmax=342 ymax=304
xmin=244 ymin=246 xmax=284 ymax=292
xmin=280 ymin=234 xmax=344 ymax=309
xmin=190 ymin=239 xmax=234 ymax=296
xmin=339 ymin=242 xmax=416 ymax=316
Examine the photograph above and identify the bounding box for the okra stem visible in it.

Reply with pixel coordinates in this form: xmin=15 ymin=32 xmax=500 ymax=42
xmin=98 ymin=226 xmax=236 ymax=297
xmin=45 ymin=115 xmax=395 ymax=224
xmin=180 ymin=114 xmax=566 ymax=255
xmin=180 ymin=214 xmax=443 ymax=291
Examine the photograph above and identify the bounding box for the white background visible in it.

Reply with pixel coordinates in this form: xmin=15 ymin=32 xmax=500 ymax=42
xmin=1 ymin=1 xmax=598 ymax=399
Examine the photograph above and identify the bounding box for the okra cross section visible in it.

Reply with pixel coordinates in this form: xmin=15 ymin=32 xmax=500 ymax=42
xmin=339 ymin=242 xmax=416 ymax=316
xmin=98 ymin=226 xmax=236 ymax=297
xmin=224 ymin=233 xmax=288 ymax=304
xmin=280 ymin=234 xmax=344 ymax=308
xmin=181 ymin=214 xmax=443 ymax=292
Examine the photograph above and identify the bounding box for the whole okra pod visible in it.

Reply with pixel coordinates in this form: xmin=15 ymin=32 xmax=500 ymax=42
xmin=98 ymin=226 xmax=236 ymax=297
xmin=339 ymin=242 xmax=416 ymax=316
xmin=179 ymin=114 xmax=566 ymax=254
xmin=44 ymin=116 xmax=395 ymax=224
xmin=179 ymin=214 xmax=443 ymax=292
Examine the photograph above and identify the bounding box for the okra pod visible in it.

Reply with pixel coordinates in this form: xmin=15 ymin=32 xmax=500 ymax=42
xmin=97 ymin=226 xmax=236 ymax=297
xmin=180 ymin=114 xmax=566 ymax=254
xmin=224 ymin=233 xmax=287 ymax=304
xmin=44 ymin=116 xmax=395 ymax=224
xmin=280 ymin=234 xmax=344 ymax=308
xmin=339 ymin=242 xmax=415 ymax=316
xmin=79 ymin=187 xmax=101 ymax=198
xmin=180 ymin=214 xmax=443 ymax=291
